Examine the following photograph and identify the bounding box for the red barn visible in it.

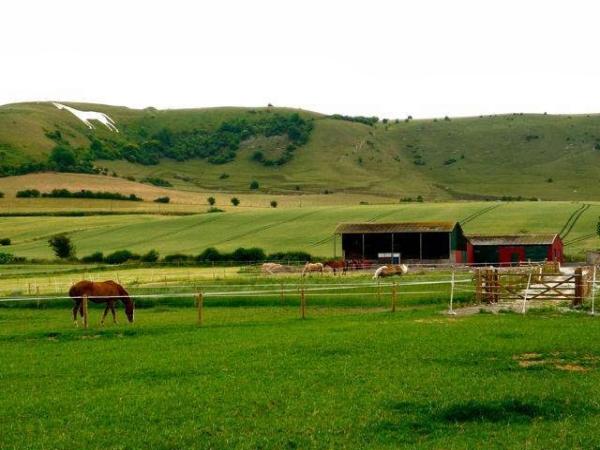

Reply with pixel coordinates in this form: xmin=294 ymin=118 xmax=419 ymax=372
xmin=466 ymin=234 xmax=563 ymax=265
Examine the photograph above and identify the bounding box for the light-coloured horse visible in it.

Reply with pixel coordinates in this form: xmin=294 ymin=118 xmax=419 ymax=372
xmin=53 ymin=102 xmax=119 ymax=132
xmin=302 ymin=262 xmax=324 ymax=277
xmin=372 ymin=264 xmax=408 ymax=279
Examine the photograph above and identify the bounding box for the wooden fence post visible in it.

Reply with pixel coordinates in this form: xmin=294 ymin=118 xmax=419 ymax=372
xmin=574 ymin=267 xmax=583 ymax=307
xmin=475 ymin=269 xmax=482 ymax=303
xmin=300 ymin=286 xmax=306 ymax=319
xmin=196 ymin=292 xmax=204 ymax=326
xmin=391 ymin=282 xmax=397 ymax=313
xmin=83 ymin=295 xmax=89 ymax=329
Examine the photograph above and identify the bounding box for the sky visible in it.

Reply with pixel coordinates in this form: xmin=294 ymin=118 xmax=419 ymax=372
xmin=1 ymin=0 xmax=599 ymax=118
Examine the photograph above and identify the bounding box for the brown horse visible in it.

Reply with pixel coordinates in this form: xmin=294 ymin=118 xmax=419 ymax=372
xmin=324 ymin=259 xmax=347 ymax=275
xmin=69 ymin=280 xmax=134 ymax=325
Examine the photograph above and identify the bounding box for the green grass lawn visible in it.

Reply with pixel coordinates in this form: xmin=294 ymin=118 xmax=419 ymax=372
xmin=1 ymin=298 xmax=600 ymax=449
xmin=2 ymin=201 xmax=600 ymax=260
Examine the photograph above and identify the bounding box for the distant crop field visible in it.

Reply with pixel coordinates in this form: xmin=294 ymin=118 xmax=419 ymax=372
xmin=1 ymin=201 xmax=599 ymax=260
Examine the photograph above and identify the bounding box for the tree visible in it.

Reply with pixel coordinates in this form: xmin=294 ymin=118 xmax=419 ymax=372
xmin=250 ymin=180 xmax=259 ymax=190
xmin=49 ymin=145 xmax=77 ymax=171
xmin=207 ymin=196 xmax=216 ymax=206
xmin=141 ymin=249 xmax=159 ymax=262
xmin=270 ymin=200 xmax=278 ymax=208
xmin=48 ymin=234 xmax=75 ymax=259
xmin=231 ymin=197 xmax=240 ymax=206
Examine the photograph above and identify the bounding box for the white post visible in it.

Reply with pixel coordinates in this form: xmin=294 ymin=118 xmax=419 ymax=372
xmin=521 ymin=271 xmax=533 ymax=314
xmin=447 ymin=269 xmax=457 ymax=315
xmin=590 ymin=265 xmax=597 ymax=316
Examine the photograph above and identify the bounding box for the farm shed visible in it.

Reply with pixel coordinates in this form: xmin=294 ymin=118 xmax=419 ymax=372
xmin=466 ymin=234 xmax=563 ymax=264
xmin=334 ymin=222 xmax=467 ymax=264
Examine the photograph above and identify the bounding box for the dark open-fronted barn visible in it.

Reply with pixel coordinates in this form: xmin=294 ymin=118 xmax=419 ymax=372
xmin=334 ymin=222 xmax=467 ymax=264
xmin=466 ymin=234 xmax=563 ymax=264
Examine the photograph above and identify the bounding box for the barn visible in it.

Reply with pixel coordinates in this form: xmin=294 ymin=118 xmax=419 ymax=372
xmin=334 ymin=222 xmax=468 ymax=264
xmin=466 ymin=234 xmax=563 ymax=264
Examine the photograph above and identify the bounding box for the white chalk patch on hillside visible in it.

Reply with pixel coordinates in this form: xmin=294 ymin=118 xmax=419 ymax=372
xmin=53 ymin=103 xmax=119 ymax=132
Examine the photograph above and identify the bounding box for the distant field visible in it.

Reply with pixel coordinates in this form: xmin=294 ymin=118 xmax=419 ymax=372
xmin=0 ymin=173 xmax=395 ymax=212
xmin=1 ymin=201 xmax=599 ymax=260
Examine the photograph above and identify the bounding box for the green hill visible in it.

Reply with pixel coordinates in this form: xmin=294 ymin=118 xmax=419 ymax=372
xmin=2 ymin=102 xmax=600 ymax=200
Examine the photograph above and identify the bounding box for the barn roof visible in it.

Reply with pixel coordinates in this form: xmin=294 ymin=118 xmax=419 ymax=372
xmin=334 ymin=221 xmax=458 ymax=234
xmin=467 ymin=234 xmax=559 ymax=246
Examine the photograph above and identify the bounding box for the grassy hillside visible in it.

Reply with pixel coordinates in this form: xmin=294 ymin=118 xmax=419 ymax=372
xmin=3 ymin=102 xmax=600 ymax=200
xmin=2 ymin=201 xmax=599 ymax=260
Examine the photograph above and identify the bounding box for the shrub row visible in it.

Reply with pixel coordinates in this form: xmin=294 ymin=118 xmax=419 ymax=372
xmin=79 ymin=248 xmax=313 ymax=265
xmin=16 ymin=188 xmax=142 ymax=201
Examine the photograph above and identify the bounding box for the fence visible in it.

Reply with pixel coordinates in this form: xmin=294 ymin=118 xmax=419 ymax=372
xmin=0 ymin=275 xmax=473 ymax=329
xmin=474 ymin=265 xmax=594 ymax=307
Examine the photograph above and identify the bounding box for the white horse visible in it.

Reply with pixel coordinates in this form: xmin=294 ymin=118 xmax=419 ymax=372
xmin=53 ymin=103 xmax=119 ymax=132
xmin=302 ymin=262 xmax=324 ymax=277
xmin=373 ymin=264 xmax=408 ymax=279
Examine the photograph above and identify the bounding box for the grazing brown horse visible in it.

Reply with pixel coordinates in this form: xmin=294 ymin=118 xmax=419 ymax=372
xmin=324 ymin=259 xmax=347 ymax=275
xmin=302 ymin=262 xmax=324 ymax=277
xmin=69 ymin=280 xmax=134 ymax=325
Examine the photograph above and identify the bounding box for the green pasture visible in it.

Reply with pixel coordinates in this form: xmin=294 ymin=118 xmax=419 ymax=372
xmin=2 ymin=287 xmax=600 ymax=448
xmin=2 ymin=201 xmax=600 ymax=260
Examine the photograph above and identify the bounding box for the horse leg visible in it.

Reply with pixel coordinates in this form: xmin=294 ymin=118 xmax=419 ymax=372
xmin=72 ymin=300 xmax=81 ymax=326
xmin=110 ymin=302 xmax=118 ymax=324
xmin=101 ymin=303 xmax=110 ymax=326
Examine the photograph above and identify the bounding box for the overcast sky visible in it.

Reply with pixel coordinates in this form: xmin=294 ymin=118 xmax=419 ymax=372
xmin=2 ymin=0 xmax=599 ymax=118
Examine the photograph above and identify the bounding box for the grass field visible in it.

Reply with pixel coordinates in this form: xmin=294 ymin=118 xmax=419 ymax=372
xmin=2 ymin=283 xmax=600 ymax=448
xmin=2 ymin=201 xmax=599 ymax=261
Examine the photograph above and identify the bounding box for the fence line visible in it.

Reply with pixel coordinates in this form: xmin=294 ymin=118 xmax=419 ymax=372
xmin=0 ymin=278 xmax=470 ymax=303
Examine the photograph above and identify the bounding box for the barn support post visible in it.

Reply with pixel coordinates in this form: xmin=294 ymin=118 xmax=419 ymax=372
xmin=447 ymin=269 xmax=457 ymax=315
xmin=362 ymin=234 xmax=365 ymax=260
xmin=419 ymin=233 xmax=423 ymax=261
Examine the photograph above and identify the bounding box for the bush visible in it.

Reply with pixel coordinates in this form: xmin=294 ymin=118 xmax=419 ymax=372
xmin=0 ymin=252 xmax=15 ymax=264
xmin=0 ymin=191 xmax=4 ymax=198
xmin=0 ymin=238 xmax=10 ymax=246
xmin=104 ymin=250 xmax=140 ymax=264
xmin=231 ymin=247 xmax=266 ymax=262
xmin=16 ymin=189 xmax=41 ymax=198
xmin=163 ymin=253 xmax=191 ymax=264
xmin=231 ymin=197 xmax=240 ymax=206
xmin=207 ymin=196 xmax=216 ymax=206
xmin=196 ymin=247 xmax=222 ymax=262
xmin=207 ymin=207 xmax=224 ymax=213
xmin=250 ymin=180 xmax=259 ymax=190
xmin=140 ymin=249 xmax=159 ymax=262
xmin=154 ymin=196 xmax=170 ymax=203
xmin=39 ymin=189 xmax=142 ymax=201
xmin=142 ymin=176 xmax=173 ymax=187
xmin=48 ymin=234 xmax=76 ymax=259
xmin=270 ymin=200 xmax=278 ymax=208
xmin=49 ymin=145 xmax=77 ymax=171
xmin=267 ymin=251 xmax=311 ymax=262
xmin=81 ymin=251 xmax=104 ymax=263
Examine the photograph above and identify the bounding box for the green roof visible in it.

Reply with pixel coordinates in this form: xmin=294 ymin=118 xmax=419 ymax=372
xmin=335 ymin=222 xmax=458 ymax=234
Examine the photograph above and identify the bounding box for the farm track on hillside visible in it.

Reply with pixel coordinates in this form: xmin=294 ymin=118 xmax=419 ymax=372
xmin=559 ymin=204 xmax=591 ymax=240
xmin=459 ymin=203 xmax=502 ymax=226
xmin=564 ymin=232 xmax=596 ymax=247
